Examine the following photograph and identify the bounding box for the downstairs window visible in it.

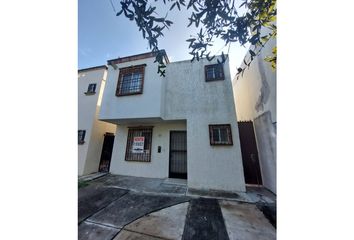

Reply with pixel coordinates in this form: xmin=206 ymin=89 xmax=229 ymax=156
xmin=125 ymin=127 xmax=153 ymax=162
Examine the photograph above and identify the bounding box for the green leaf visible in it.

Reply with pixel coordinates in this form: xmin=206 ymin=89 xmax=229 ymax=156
xmin=221 ymin=51 xmax=226 ymax=63
xmin=116 ymin=9 xmax=124 ymax=16
xmin=165 ymin=20 xmax=173 ymax=26
xmin=192 ymin=4 xmax=198 ymax=12
xmin=239 ymin=1 xmax=247 ymax=8
xmin=186 ymin=38 xmax=196 ymax=42
xmin=154 ymin=17 xmax=165 ymax=22
xmin=249 ymin=50 xmax=256 ymax=57
xmin=187 ymin=0 xmax=194 ymax=9
xmin=170 ymin=2 xmax=177 ymax=10
xmin=206 ymin=52 xmax=215 ymax=61
xmin=177 ymin=1 xmax=181 ymax=10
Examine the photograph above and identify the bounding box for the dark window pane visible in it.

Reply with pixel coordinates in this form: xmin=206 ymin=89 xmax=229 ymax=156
xmin=87 ymin=84 xmax=96 ymax=93
xmin=205 ymin=64 xmax=224 ymax=81
xmin=212 ymin=129 xmax=220 ymax=142
xmin=215 ymin=65 xmax=223 ymax=78
xmin=117 ymin=66 xmax=144 ymax=96
xmin=209 ymin=125 xmax=232 ymax=145
xmin=219 ymin=128 xmax=228 ymax=142
xmin=78 ymin=130 xmax=86 ymax=144
xmin=206 ymin=68 xmax=215 ymax=79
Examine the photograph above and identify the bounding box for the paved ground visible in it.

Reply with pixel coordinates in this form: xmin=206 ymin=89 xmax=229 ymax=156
xmin=78 ymin=174 xmax=276 ymax=240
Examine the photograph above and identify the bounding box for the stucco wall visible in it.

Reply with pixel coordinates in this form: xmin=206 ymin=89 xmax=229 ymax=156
xmin=110 ymin=121 xmax=186 ymax=178
xmin=232 ymin=35 xmax=276 ymax=123
xmin=99 ymin=57 xmax=164 ymax=121
xmin=78 ymin=68 xmax=106 ymax=175
xmin=78 ymin=68 xmax=116 ymax=176
xmin=162 ymin=57 xmax=246 ymax=192
xmin=232 ymin=28 xmax=277 ymax=193
xmin=84 ymin=105 xmax=116 ymax=174
xmin=254 ymin=112 xmax=276 ymax=193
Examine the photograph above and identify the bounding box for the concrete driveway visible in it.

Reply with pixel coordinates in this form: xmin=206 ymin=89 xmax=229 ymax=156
xmin=78 ymin=174 xmax=276 ymax=240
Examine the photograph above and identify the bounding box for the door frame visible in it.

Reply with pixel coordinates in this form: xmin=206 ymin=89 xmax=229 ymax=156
xmin=169 ymin=130 xmax=187 ymax=179
xmin=98 ymin=132 xmax=115 ymax=173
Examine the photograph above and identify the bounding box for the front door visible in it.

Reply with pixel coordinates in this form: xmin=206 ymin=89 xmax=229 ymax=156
xmin=98 ymin=133 xmax=115 ymax=172
xmin=237 ymin=121 xmax=263 ymax=185
xmin=169 ymin=131 xmax=187 ymax=179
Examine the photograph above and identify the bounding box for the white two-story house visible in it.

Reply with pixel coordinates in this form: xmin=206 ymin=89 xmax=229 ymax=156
xmin=78 ymin=66 xmax=117 ymax=176
xmin=99 ymin=50 xmax=246 ymax=192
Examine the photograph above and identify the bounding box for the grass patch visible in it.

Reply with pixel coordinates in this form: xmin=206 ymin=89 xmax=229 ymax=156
xmin=78 ymin=180 xmax=89 ymax=189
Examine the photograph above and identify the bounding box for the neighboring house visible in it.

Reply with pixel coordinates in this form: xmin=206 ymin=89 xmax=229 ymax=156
xmin=99 ymin=50 xmax=246 ymax=192
xmin=232 ymin=32 xmax=276 ymax=194
xmin=78 ymin=66 xmax=117 ymax=176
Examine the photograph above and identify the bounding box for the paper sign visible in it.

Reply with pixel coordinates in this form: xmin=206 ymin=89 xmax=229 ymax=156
xmin=132 ymin=136 xmax=145 ymax=153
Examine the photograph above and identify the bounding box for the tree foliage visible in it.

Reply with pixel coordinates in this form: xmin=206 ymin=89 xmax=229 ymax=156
xmin=113 ymin=0 xmax=276 ymax=77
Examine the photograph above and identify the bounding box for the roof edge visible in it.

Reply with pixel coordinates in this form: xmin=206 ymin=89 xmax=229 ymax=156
xmin=107 ymin=50 xmax=169 ymax=65
xmin=78 ymin=65 xmax=107 ymax=73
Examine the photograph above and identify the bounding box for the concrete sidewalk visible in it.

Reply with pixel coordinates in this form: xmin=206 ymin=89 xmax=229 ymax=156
xmin=78 ymin=174 xmax=276 ymax=240
xmin=80 ymin=173 xmax=275 ymax=204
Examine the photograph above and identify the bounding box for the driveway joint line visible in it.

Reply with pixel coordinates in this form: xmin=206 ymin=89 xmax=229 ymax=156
xmin=80 ymin=190 xmax=130 ymax=224
xmin=181 ymin=199 xmax=192 ymax=239
xmin=115 ymin=198 xmax=192 ymax=232
xmin=121 ymin=228 xmax=171 ymax=240
xmin=84 ymin=219 xmax=122 ymax=230
xmin=218 ymin=199 xmax=232 ymax=240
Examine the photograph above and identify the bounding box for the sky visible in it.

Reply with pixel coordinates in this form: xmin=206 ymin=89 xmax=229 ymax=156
xmin=79 ymin=0 xmax=249 ymax=78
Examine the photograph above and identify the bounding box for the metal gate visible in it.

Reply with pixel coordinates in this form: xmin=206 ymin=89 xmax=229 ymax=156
xmin=169 ymin=131 xmax=187 ymax=179
xmin=98 ymin=133 xmax=115 ymax=172
xmin=237 ymin=121 xmax=263 ymax=185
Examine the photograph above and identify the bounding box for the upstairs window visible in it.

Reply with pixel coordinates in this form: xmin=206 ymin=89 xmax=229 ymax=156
xmin=125 ymin=127 xmax=153 ymax=162
xmin=116 ymin=65 xmax=145 ymax=96
xmin=209 ymin=124 xmax=233 ymax=145
xmin=78 ymin=130 xmax=86 ymax=144
xmin=85 ymin=83 xmax=96 ymax=95
xmin=205 ymin=64 xmax=225 ymax=81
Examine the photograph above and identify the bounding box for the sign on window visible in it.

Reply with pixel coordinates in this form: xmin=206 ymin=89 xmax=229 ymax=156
xmin=132 ymin=136 xmax=145 ymax=153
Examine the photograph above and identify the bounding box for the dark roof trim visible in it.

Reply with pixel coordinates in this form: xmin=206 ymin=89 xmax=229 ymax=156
xmin=119 ymin=64 xmax=147 ymax=70
xmin=107 ymin=50 xmax=170 ymax=66
xmin=78 ymin=65 xmax=108 ymax=73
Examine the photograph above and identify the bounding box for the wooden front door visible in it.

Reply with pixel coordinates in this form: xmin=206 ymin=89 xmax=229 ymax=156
xmin=169 ymin=131 xmax=187 ymax=179
xmin=238 ymin=121 xmax=263 ymax=185
xmin=98 ymin=133 xmax=115 ymax=172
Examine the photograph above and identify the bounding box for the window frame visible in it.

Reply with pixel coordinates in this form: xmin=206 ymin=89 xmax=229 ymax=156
xmin=209 ymin=124 xmax=233 ymax=146
xmin=125 ymin=127 xmax=153 ymax=162
xmin=204 ymin=64 xmax=225 ymax=82
xmin=116 ymin=64 xmax=146 ymax=96
xmin=85 ymin=83 xmax=97 ymax=95
xmin=78 ymin=130 xmax=86 ymax=144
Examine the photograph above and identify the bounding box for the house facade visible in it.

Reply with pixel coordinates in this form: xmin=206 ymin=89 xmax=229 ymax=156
xmin=98 ymin=51 xmax=246 ymax=192
xmin=78 ymin=66 xmax=117 ymax=176
xmin=233 ymin=31 xmax=276 ymax=194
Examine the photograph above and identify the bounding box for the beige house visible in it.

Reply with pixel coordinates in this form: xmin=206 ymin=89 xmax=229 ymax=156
xmin=78 ymin=66 xmax=116 ymax=176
